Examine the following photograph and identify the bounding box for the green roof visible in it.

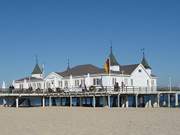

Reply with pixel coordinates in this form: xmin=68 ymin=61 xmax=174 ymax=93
xmin=109 ymin=47 xmax=119 ymax=66
xmin=141 ymin=55 xmax=151 ymax=69
xmin=32 ymin=64 xmax=43 ymax=74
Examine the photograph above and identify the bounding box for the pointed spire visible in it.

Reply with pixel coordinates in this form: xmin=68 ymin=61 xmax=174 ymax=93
xmin=110 ymin=40 xmax=113 ymax=54
xmin=141 ymin=48 xmax=151 ymax=69
xmin=109 ymin=43 xmax=119 ymax=66
xmin=32 ymin=55 xmax=43 ymax=75
xmin=66 ymin=58 xmax=71 ymax=76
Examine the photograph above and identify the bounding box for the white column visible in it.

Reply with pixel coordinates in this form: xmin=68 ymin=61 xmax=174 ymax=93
xmin=168 ymin=94 xmax=171 ymax=107
xmin=175 ymin=93 xmax=179 ymax=107
xmin=108 ymin=95 xmax=111 ymax=108
xmin=16 ymin=97 xmax=19 ymax=108
xmin=79 ymin=97 xmax=82 ymax=106
xmin=126 ymin=96 xmax=129 ymax=108
xmin=148 ymin=99 xmax=152 ymax=108
xmin=3 ymin=98 xmax=6 ymax=107
xmin=86 ymin=73 xmax=91 ymax=88
xmin=117 ymin=94 xmax=120 ymax=107
xmin=42 ymin=97 xmax=45 ymax=107
xmin=93 ymin=96 xmax=96 ymax=108
xmin=103 ymin=96 xmax=106 ymax=107
xmin=157 ymin=94 xmax=160 ymax=107
xmin=121 ymin=97 xmax=125 ymax=108
xmin=70 ymin=96 xmax=72 ymax=107
xmin=69 ymin=75 xmax=73 ymax=91
xmin=136 ymin=94 xmax=138 ymax=108
xmin=49 ymin=96 xmax=52 ymax=106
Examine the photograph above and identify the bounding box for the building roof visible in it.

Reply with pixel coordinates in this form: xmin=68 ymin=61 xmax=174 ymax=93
xmin=56 ymin=64 xmax=140 ymax=77
xmin=32 ymin=64 xmax=43 ymax=75
xmin=56 ymin=64 xmax=104 ymax=77
xmin=151 ymin=74 xmax=157 ymax=77
xmin=120 ymin=64 xmax=139 ymax=75
xmin=16 ymin=77 xmax=43 ymax=82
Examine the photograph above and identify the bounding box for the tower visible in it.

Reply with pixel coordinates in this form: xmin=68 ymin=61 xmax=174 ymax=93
xmin=109 ymin=46 xmax=120 ymax=72
xmin=141 ymin=49 xmax=152 ymax=75
xmin=31 ymin=56 xmax=43 ymax=78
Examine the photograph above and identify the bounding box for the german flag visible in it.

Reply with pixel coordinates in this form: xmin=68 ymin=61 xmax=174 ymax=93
xmin=104 ymin=58 xmax=110 ymax=74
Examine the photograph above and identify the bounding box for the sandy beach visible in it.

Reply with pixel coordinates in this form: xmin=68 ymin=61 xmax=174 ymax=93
xmin=0 ymin=107 xmax=179 ymax=135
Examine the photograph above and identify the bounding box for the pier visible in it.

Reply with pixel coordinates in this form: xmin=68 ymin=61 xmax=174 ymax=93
xmin=0 ymin=87 xmax=179 ymax=108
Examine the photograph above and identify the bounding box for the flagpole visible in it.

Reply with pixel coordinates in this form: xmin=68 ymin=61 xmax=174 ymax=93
xmin=109 ymin=54 xmax=111 ymax=91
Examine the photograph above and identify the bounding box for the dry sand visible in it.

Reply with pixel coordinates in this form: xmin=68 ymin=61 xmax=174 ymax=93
xmin=0 ymin=107 xmax=180 ymax=135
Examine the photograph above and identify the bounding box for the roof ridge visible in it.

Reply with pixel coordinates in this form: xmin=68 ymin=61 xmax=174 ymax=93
xmin=120 ymin=63 xmax=139 ymax=67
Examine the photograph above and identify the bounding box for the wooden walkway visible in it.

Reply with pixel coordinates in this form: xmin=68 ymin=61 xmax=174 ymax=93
xmin=0 ymin=89 xmax=179 ymax=108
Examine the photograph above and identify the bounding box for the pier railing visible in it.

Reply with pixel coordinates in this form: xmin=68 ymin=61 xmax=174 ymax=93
xmin=0 ymin=86 xmax=158 ymax=95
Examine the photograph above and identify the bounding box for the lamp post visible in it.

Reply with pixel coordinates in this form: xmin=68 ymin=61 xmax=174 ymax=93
xmin=121 ymin=70 xmax=124 ymax=91
xmin=169 ymin=77 xmax=172 ymax=92
xmin=168 ymin=76 xmax=172 ymax=107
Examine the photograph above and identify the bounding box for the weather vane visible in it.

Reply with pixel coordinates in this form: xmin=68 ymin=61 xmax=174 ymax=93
xmin=141 ymin=48 xmax=145 ymax=57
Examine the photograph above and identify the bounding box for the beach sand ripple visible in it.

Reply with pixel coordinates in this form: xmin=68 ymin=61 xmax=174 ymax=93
xmin=0 ymin=107 xmax=179 ymax=135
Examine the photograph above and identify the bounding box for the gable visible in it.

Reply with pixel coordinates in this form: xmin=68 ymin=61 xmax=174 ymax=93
xmin=45 ymin=72 xmax=63 ymax=80
xmin=131 ymin=64 xmax=151 ymax=79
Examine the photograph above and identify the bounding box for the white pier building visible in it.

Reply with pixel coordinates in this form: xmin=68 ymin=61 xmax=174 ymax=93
xmin=14 ymin=47 xmax=157 ymax=93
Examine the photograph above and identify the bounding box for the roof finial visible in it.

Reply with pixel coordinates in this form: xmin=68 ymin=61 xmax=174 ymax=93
xmin=35 ymin=55 xmax=38 ymax=65
xmin=110 ymin=40 xmax=113 ymax=54
xmin=141 ymin=48 xmax=151 ymax=69
xmin=141 ymin=48 xmax=145 ymax=58
xmin=67 ymin=57 xmax=70 ymax=70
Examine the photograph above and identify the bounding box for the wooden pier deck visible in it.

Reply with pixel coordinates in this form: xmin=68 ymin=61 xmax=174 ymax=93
xmin=0 ymin=88 xmax=179 ymax=108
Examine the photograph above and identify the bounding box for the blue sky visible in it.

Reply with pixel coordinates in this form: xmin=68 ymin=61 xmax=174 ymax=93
xmin=0 ymin=0 xmax=179 ymax=86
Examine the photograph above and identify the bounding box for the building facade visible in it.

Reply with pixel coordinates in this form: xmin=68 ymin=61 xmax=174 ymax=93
xmin=14 ymin=48 xmax=157 ymax=92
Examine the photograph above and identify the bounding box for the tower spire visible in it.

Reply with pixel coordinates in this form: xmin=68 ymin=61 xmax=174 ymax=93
xmin=141 ymin=48 xmax=151 ymax=69
xmin=32 ymin=55 xmax=42 ymax=75
xmin=141 ymin=48 xmax=145 ymax=58
xmin=110 ymin=40 xmax=113 ymax=54
xmin=108 ymin=41 xmax=119 ymax=66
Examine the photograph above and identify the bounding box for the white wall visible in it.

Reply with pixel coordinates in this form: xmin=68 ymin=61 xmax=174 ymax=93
xmin=110 ymin=65 xmax=120 ymax=72
xmin=45 ymin=72 xmax=63 ymax=89
xmin=14 ymin=81 xmax=44 ymax=90
xmin=131 ymin=65 xmax=155 ymax=88
xmin=32 ymin=74 xmax=43 ymax=79
xmin=14 ymin=65 xmax=157 ymax=92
